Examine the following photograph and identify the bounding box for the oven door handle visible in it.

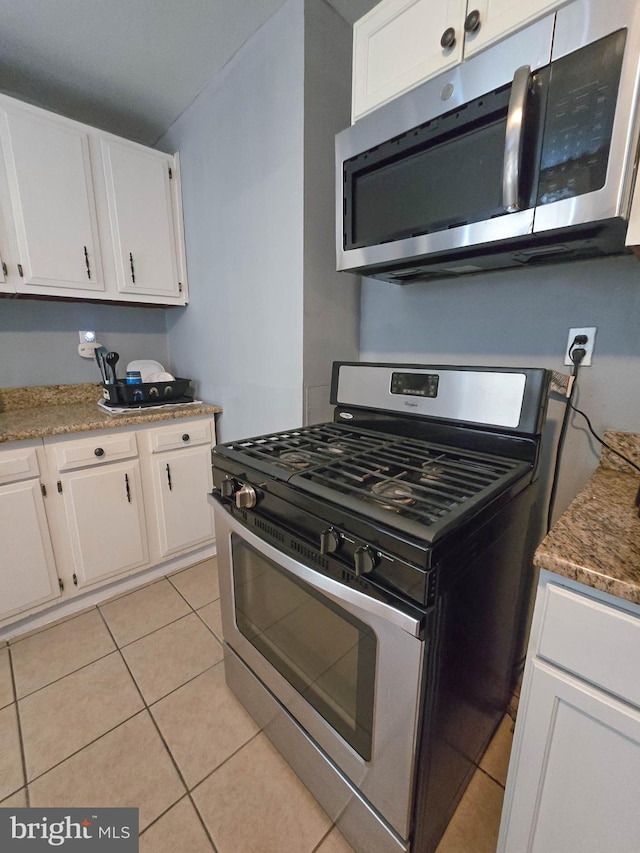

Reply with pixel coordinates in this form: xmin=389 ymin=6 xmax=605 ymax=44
xmin=503 ymin=64 xmax=531 ymax=213
xmin=214 ymin=501 xmax=423 ymax=638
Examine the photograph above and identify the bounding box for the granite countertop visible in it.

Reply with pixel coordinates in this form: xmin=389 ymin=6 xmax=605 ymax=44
xmin=534 ymin=431 xmax=640 ymax=605
xmin=0 ymin=383 xmax=222 ymax=443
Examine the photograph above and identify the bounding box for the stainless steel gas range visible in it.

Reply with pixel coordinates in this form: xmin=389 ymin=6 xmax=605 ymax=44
xmin=208 ymin=362 xmax=550 ymax=853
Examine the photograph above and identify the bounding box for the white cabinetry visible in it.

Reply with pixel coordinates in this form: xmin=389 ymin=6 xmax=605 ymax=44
xmin=0 ymin=415 xmax=216 ymax=631
xmin=352 ymin=0 xmax=563 ymax=121
xmin=0 ymin=100 xmax=105 ymax=296
xmin=49 ymin=431 xmax=149 ymax=589
xmin=96 ymin=138 xmax=185 ymax=305
xmin=498 ymin=573 xmax=640 ymax=852
xmin=143 ymin=421 xmax=215 ymax=559
xmin=0 ymin=442 xmax=60 ymax=621
xmin=0 ymin=93 xmax=188 ymax=306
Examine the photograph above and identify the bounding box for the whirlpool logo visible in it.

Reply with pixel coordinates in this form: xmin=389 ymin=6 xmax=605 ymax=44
xmin=1 ymin=809 xmax=138 ymax=851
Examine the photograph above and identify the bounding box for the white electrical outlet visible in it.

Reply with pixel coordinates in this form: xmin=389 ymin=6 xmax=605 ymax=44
xmin=564 ymin=326 xmax=597 ymax=366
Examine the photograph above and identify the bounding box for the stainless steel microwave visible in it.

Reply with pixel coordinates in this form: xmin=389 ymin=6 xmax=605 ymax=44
xmin=335 ymin=0 xmax=640 ymax=284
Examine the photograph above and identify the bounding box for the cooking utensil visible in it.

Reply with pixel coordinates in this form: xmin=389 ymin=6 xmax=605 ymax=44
xmin=94 ymin=346 xmax=109 ymax=383
xmin=105 ymin=351 xmax=120 ymax=385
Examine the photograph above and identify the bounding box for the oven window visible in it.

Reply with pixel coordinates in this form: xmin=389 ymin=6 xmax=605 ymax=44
xmin=231 ymin=536 xmax=376 ymax=761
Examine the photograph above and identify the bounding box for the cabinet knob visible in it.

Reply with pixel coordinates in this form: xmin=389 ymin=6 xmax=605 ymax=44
xmin=464 ymin=9 xmax=481 ymax=33
xmin=94 ymin=447 xmax=105 ymax=457
xmin=440 ymin=27 xmax=456 ymax=49
xmin=182 ymin=433 xmax=190 ymax=442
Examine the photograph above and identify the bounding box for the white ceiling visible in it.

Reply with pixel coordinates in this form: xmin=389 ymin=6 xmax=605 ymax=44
xmin=0 ymin=0 xmax=378 ymax=146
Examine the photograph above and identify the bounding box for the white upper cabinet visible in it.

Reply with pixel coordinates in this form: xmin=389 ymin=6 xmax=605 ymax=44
xmin=352 ymin=0 xmax=563 ymax=121
xmin=0 ymin=101 xmax=104 ymax=295
xmin=352 ymin=0 xmax=465 ymax=122
xmin=96 ymin=138 xmax=184 ymax=304
xmin=0 ymin=93 xmax=188 ymax=306
xmin=462 ymin=0 xmax=563 ymax=59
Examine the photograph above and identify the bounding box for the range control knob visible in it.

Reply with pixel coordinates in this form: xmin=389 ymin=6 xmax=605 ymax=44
xmin=319 ymin=528 xmax=341 ymax=555
xmin=354 ymin=546 xmax=378 ymax=577
xmin=220 ymin=476 xmax=235 ymax=498
xmin=235 ymin=484 xmax=257 ymax=509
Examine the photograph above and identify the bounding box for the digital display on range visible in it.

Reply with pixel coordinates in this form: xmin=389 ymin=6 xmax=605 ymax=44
xmin=390 ymin=372 xmax=439 ymax=398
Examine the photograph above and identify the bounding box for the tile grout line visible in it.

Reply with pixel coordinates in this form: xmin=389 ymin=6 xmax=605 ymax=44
xmin=477 ymin=763 xmax=507 ymax=791
xmin=96 ymin=584 xmax=220 ymax=853
xmin=20 ymin=615 xmax=225 ymax=788
xmin=6 ymin=645 xmax=30 ymax=807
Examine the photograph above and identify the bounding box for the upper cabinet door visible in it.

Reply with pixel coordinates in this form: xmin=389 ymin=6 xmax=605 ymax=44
xmin=98 ymin=138 xmax=183 ymax=303
xmin=0 ymin=103 xmax=104 ymax=294
xmin=352 ymin=0 xmax=466 ymax=121
xmin=463 ymin=0 xmax=562 ymax=59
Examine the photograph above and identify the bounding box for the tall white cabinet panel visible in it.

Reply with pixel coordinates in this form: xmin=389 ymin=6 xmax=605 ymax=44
xmin=0 ymin=102 xmax=104 ymax=295
xmin=0 ymin=442 xmax=60 ymax=621
xmin=98 ymin=138 xmax=183 ymax=304
xmin=60 ymin=460 xmax=149 ymax=588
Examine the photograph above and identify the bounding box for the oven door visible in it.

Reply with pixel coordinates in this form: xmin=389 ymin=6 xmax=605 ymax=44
xmin=214 ymin=502 xmax=425 ymax=841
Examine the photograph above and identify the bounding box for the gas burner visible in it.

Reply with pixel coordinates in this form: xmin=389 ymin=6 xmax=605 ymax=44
xmin=420 ymin=462 xmax=446 ymax=483
xmin=279 ymin=450 xmax=313 ymax=468
xmin=370 ymin=479 xmax=416 ymax=508
xmin=321 ymin=443 xmax=348 ymax=455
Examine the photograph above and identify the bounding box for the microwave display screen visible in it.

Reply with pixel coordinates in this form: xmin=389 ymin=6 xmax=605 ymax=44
xmin=537 ymin=29 xmax=626 ymax=205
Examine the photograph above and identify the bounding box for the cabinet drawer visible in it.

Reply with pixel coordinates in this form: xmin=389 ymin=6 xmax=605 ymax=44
xmin=147 ymin=420 xmax=212 ymax=453
xmin=0 ymin=445 xmax=40 ymax=485
xmin=538 ymin=583 xmax=640 ymax=708
xmin=53 ymin=431 xmax=138 ymax=472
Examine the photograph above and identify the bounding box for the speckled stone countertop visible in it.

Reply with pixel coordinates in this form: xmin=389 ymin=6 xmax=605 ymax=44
xmin=0 ymin=383 xmax=222 ymax=443
xmin=534 ymin=431 xmax=640 ymax=605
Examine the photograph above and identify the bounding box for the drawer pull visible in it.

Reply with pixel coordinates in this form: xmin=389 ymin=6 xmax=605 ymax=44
xmin=94 ymin=447 xmax=105 ymax=457
xmin=182 ymin=433 xmax=190 ymax=442
xmin=125 ymin=473 xmax=131 ymax=503
xmin=84 ymin=245 xmax=91 ymax=279
xmin=166 ymin=463 xmax=172 ymax=491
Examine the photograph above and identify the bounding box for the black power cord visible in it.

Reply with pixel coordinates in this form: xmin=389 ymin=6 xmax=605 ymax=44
xmin=546 ymin=341 xmax=583 ymax=532
xmin=546 ymin=337 xmax=640 ymax=532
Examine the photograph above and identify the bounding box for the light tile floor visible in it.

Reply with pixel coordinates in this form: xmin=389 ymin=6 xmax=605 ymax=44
xmin=0 ymin=557 xmax=514 ymax=852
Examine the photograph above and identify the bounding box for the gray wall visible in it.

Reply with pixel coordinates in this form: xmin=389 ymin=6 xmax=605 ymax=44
xmin=302 ymin=1 xmax=360 ymax=423
xmin=0 ymin=299 xmax=170 ymax=388
xmin=159 ymin=0 xmax=305 ymax=442
xmin=360 ymin=254 xmax=640 ymax=526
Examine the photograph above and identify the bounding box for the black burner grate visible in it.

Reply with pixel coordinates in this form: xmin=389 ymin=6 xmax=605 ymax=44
xmin=218 ymin=423 xmax=531 ymax=541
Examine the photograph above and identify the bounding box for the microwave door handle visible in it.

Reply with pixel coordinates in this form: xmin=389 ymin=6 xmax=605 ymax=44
xmin=503 ymin=65 xmax=531 ymax=212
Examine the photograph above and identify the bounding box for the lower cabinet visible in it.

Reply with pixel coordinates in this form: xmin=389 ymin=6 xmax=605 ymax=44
xmin=0 ymin=416 xmax=215 ymax=629
xmin=59 ymin=459 xmax=149 ymax=588
xmin=0 ymin=442 xmax=61 ymax=620
xmin=498 ymin=572 xmax=640 ymax=852
xmin=147 ymin=444 xmax=215 ymax=558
